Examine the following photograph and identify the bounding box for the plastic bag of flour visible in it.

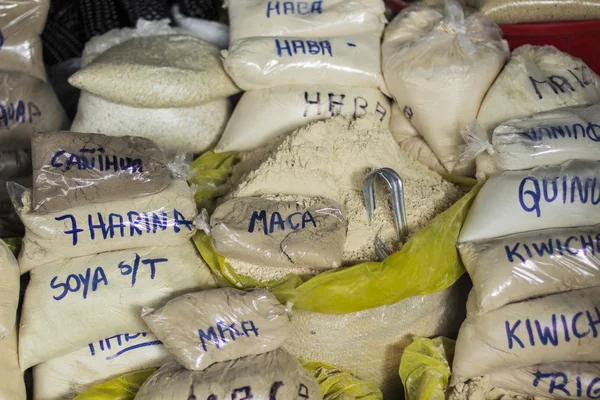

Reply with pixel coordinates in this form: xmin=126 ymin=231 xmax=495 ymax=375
xmin=32 ymin=131 xmax=172 ymax=214
xmin=135 ymin=348 xmax=322 ymax=400
xmin=459 ymin=224 xmax=600 ymax=315
xmin=451 ymin=286 xmax=600 ymax=383
xmin=34 ymin=332 xmax=170 ymax=400
xmin=19 ymin=242 xmax=216 ymax=369
xmin=223 ymin=31 xmax=388 ymax=93
xmin=172 ymin=5 xmax=229 ymax=49
xmin=74 ymin=369 xmax=156 ymax=400
xmin=216 ymin=85 xmax=391 ymax=152
xmin=389 ymin=103 xmax=445 ymax=174
xmin=458 ymin=160 xmax=600 ymax=243
xmin=467 ymin=0 xmax=600 ymax=24
xmin=0 ymin=71 xmax=69 ymax=150
xmin=461 ymin=103 xmax=600 ymax=176
xmin=227 ymin=0 xmax=386 ymax=43
xmin=0 ymin=331 xmax=26 ymax=399
xmin=142 ymin=288 xmax=290 ymax=371
xmin=0 ymin=239 xmax=19 ymax=339
xmin=488 ymin=362 xmax=600 ymax=399
xmin=382 ymin=1 xmax=509 ymax=175
xmin=69 ymin=34 xmax=240 ymax=108
xmin=1 ymin=35 xmax=47 ymax=82
xmin=71 ymin=91 xmax=230 ymax=155
xmin=475 ymin=45 xmax=600 ymax=180
xmin=13 ymin=179 xmax=198 ymax=273
xmin=210 ymin=197 xmax=347 ymax=269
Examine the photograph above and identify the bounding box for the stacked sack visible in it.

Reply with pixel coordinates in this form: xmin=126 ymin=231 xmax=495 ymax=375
xmin=136 ymin=288 xmax=323 ymax=400
xmin=11 ymin=131 xmax=217 ymax=399
xmin=215 ymin=0 xmax=391 ymax=152
xmin=68 ymin=19 xmax=240 ymax=155
xmin=449 ymin=49 xmax=600 ymax=399
xmin=382 ymin=0 xmax=509 ymax=175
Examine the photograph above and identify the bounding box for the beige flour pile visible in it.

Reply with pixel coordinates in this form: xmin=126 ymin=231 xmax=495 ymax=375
xmin=229 ymin=117 xmax=462 ymax=266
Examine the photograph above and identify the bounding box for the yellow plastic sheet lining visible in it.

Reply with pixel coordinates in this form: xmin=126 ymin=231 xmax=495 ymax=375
xmin=73 ymin=369 xmax=157 ymax=400
xmin=303 ymin=360 xmax=383 ymax=400
xmin=399 ymin=337 xmax=455 ymax=400
xmin=189 ymin=150 xmax=237 ymax=212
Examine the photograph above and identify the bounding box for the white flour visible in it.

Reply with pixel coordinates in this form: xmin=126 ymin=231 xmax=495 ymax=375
xmin=0 ymin=239 xmax=19 ymax=339
xmin=0 ymin=331 xmax=25 ymax=400
xmin=229 ymin=117 xmax=462 ymax=265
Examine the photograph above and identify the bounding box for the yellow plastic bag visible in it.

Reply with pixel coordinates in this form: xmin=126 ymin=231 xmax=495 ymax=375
xmin=303 ymin=360 xmax=383 ymax=400
xmin=189 ymin=150 xmax=238 ymax=212
xmin=399 ymin=337 xmax=455 ymax=400
xmin=73 ymin=369 xmax=156 ymax=400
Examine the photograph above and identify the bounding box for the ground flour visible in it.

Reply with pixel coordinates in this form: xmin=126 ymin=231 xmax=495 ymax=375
xmin=71 ymin=91 xmax=230 ymax=155
xmin=476 ymin=45 xmax=600 ymax=180
xmin=135 ymin=348 xmax=322 ymax=400
xmin=451 ymin=286 xmax=600 ymax=384
xmin=69 ymin=34 xmax=240 ymax=108
xmin=15 ymin=179 xmax=198 ymax=273
xmin=33 ymin=331 xmax=170 ymax=400
xmin=225 ymin=257 xmax=320 ymax=283
xmin=211 ymin=196 xmax=346 ymax=269
xmin=226 ymin=0 xmax=386 ymax=43
xmin=1 ymin=35 xmax=46 ymax=81
xmin=0 ymin=239 xmax=19 ymax=340
xmin=0 ymin=331 xmax=25 ymax=399
xmin=32 ymin=131 xmax=171 ymax=214
xmin=223 ymin=32 xmax=388 ymax=93
xmin=142 ymin=288 xmax=290 ymax=371
xmin=468 ymin=0 xmax=600 ymax=24
xmin=228 ymin=116 xmax=462 ymax=265
xmin=382 ymin=1 xmax=509 ymax=175
xmin=216 ymin=85 xmax=391 ymax=153
xmin=19 ymin=242 xmax=216 ymax=370
xmin=460 ymin=225 xmax=600 ymax=315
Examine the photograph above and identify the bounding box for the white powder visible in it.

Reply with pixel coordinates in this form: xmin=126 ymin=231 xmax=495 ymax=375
xmin=229 ymin=116 xmax=462 ymax=265
xmin=0 ymin=331 xmax=25 ymax=399
xmin=225 ymin=257 xmax=320 ymax=284
xmin=0 ymin=239 xmax=19 ymax=340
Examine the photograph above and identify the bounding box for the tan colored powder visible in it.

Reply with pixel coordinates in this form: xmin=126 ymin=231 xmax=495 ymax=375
xmin=225 ymin=257 xmax=320 ymax=284
xmin=449 ymin=376 xmax=537 ymax=400
xmin=469 ymin=0 xmax=600 ymax=24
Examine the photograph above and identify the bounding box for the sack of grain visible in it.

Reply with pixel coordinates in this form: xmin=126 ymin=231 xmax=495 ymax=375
xmin=0 ymin=71 xmax=69 ymax=150
xmin=227 ymin=0 xmax=386 ymax=43
xmin=18 ymin=242 xmax=216 ymax=369
xmin=211 ymin=197 xmax=347 ymax=269
xmin=222 ymin=32 xmax=388 ymax=93
xmin=389 ymin=103 xmax=445 ymax=174
xmin=13 ymin=179 xmax=198 ymax=273
xmin=0 ymin=35 xmax=47 ymax=82
xmin=216 ymin=85 xmax=391 ymax=153
xmin=0 ymin=239 xmax=19 ymax=340
xmin=0 ymin=331 xmax=26 ymax=400
xmin=69 ymin=34 xmax=239 ymax=108
xmin=142 ymin=288 xmax=290 ymax=371
xmin=458 ymin=160 xmax=600 ymax=243
xmin=71 ymin=91 xmax=230 ymax=155
xmin=172 ymin=5 xmax=229 ymax=49
xmin=382 ymin=0 xmax=509 ymax=175
xmin=468 ymin=0 xmax=600 ymax=24
xmin=460 ymin=225 xmax=600 ymax=315
xmin=488 ymin=362 xmax=600 ymax=399
xmin=135 ymin=348 xmax=322 ymax=400
xmin=475 ymin=45 xmax=600 ymax=180
xmin=32 ymin=131 xmax=172 ymax=214
xmin=451 ymin=286 xmax=600 ymax=383
xmin=33 ymin=331 xmax=170 ymax=400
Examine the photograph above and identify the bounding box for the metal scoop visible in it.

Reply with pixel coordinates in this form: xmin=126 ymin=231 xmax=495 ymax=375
xmin=363 ymin=168 xmax=408 ymax=261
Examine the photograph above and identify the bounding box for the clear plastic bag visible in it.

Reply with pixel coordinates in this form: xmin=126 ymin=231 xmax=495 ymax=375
xmin=468 ymin=0 xmax=600 ymax=24
xmin=226 ymin=0 xmax=386 ymax=43
xmin=210 ymin=196 xmax=347 ymax=270
xmin=142 ymin=288 xmax=290 ymax=371
xmin=0 ymin=239 xmax=19 ymax=340
xmin=460 ymin=224 xmax=600 ymax=315
xmin=31 ymin=131 xmax=173 ymax=214
xmin=222 ymin=31 xmax=389 ymax=93
xmin=135 ymin=348 xmax=322 ymax=400
xmin=0 ymin=330 xmax=25 ymax=400
xmin=73 ymin=369 xmax=156 ymax=400
xmin=172 ymin=5 xmax=229 ymax=49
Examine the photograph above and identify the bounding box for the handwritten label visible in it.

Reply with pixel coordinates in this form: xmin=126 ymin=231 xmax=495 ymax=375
xmin=248 ymin=209 xmax=316 ymax=235
xmin=532 ymin=371 xmax=600 ymax=398
xmin=55 ymin=209 xmax=193 ymax=246
xmin=505 ymin=232 xmax=600 ymax=263
xmin=188 ymin=382 xmax=312 ymax=400
xmin=51 ymin=148 xmax=143 ymax=173
xmin=49 ymin=254 xmax=168 ymax=300
xmin=266 ymin=1 xmax=323 ymax=17
xmin=505 ymin=307 xmax=600 ymax=350
xmin=88 ymin=332 xmax=162 ymax=361
xmin=276 ymin=39 xmax=333 ymax=57
xmin=303 ymin=91 xmax=388 ymax=121
xmin=518 ymin=122 xmax=600 ymax=142
xmin=198 ymin=320 xmax=259 ymax=352
xmin=529 ymin=66 xmax=594 ymax=100
xmin=518 ymin=176 xmax=600 ymax=217
xmin=0 ymin=100 xmax=41 ymax=128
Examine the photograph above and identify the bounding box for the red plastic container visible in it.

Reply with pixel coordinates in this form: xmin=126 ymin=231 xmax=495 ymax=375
xmin=500 ymin=20 xmax=600 ymax=74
